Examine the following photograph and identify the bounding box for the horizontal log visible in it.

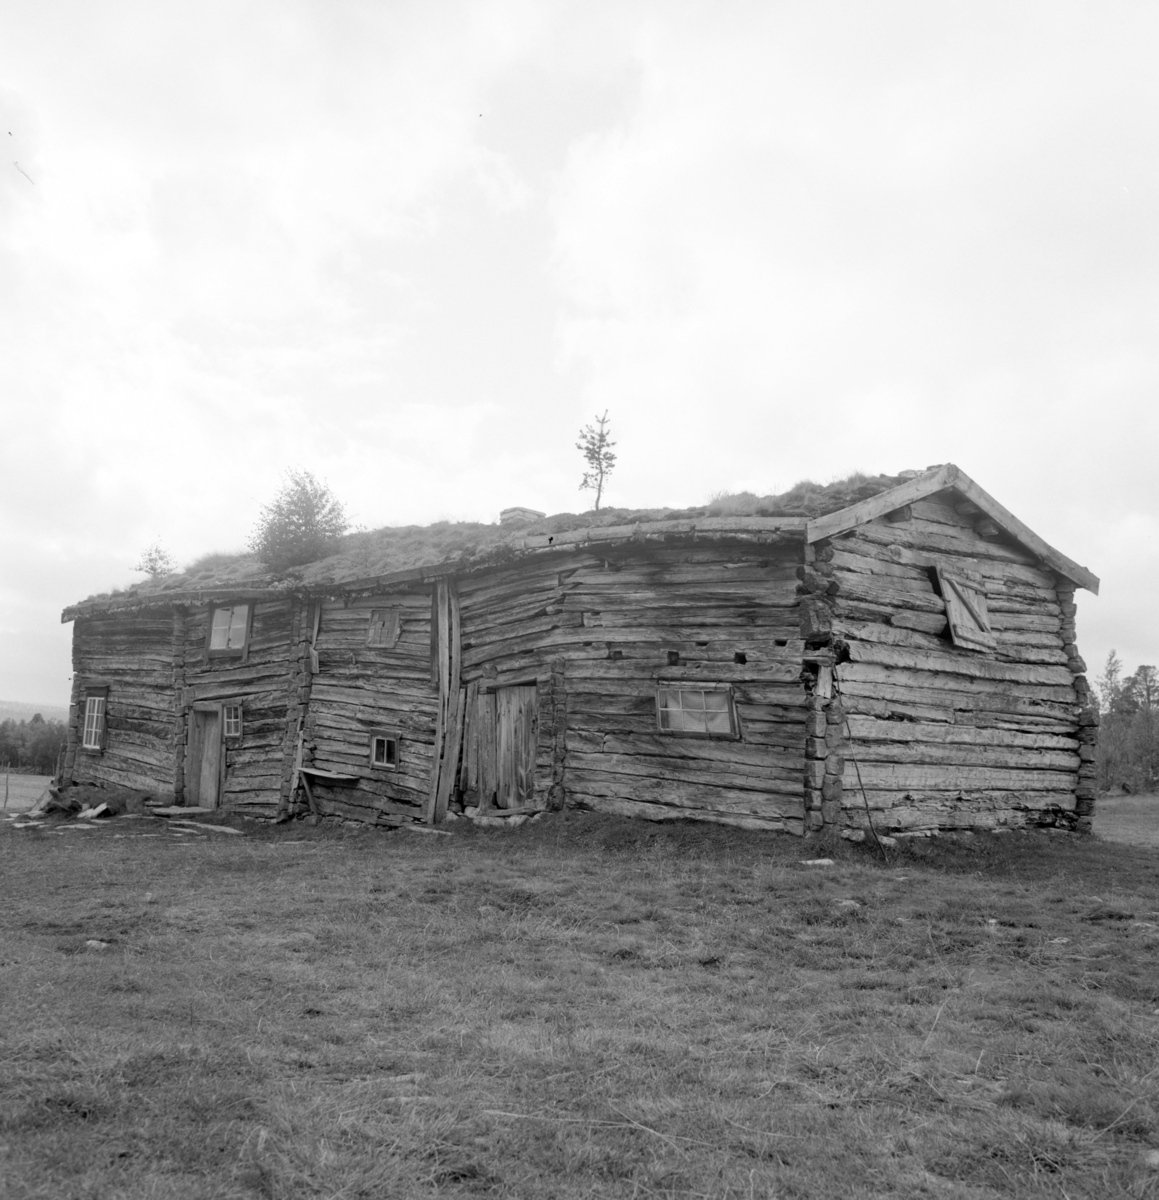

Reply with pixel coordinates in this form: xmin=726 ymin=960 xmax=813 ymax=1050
xmin=842 ymin=761 xmax=1077 ymax=791
xmin=838 ymin=660 xmax=1076 ymax=700
xmin=567 ymin=751 xmax=803 ymax=794
xmin=854 ymin=516 xmax=1040 ymax=567
xmin=842 ymin=642 xmax=1075 ymax=686
xmin=567 ymin=792 xmax=801 ymax=834
xmin=568 ymin=731 xmax=804 ymax=774
xmin=843 ymin=788 xmax=1077 ymax=815
xmin=847 ymin=741 xmax=1079 ymax=771
xmin=846 ymin=716 xmax=1078 ymax=751
xmin=566 ymin=766 xmax=803 ymax=813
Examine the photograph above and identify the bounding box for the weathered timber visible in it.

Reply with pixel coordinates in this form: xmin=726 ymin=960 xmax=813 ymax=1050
xmin=565 ymin=768 xmax=804 ymax=815
xmin=569 ymin=792 xmax=800 ymax=834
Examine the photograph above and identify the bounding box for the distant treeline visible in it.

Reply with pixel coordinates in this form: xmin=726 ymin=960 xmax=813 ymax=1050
xmin=1097 ymin=653 xmax=1159 ymax=794
xmin=0 ymin=715 xmax=67 ymax=775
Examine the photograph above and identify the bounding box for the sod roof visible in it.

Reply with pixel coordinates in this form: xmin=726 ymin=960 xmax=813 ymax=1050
xmin=65 ymin=468 xmax=938 ymax=617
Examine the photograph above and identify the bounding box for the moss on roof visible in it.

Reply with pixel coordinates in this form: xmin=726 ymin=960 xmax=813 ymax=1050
xmin=80 ymin=468 xmax=933 ymax=606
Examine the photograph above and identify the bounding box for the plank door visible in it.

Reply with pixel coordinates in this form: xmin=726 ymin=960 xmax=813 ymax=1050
xmin=494 ymin=685 xmax=538 ymax=809
xmin=186 ymin=709 xmax=222 ymax=809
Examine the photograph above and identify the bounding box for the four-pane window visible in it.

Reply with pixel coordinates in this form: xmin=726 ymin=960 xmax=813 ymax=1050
xmin=224 ymin=704 xmax=243 ymax=738
xmin=369 ymin=734 xmax=399 ymax=769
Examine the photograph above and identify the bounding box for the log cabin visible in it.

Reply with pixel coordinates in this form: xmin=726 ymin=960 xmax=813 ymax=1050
xmin=60 ymin=464 xmax=1100 ymax=838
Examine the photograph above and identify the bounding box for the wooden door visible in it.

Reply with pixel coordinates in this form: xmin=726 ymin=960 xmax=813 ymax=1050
xmin=495 ymin=685 xmax=538 ymax=809
xmin=186 ymin=709 xmax=222 ymax=809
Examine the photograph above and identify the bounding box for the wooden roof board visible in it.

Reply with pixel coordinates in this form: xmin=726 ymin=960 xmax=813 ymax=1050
xmin=805 ymin=464 xmax=1099 ymax=594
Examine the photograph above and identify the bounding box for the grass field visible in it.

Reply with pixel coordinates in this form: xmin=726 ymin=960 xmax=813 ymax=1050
xmin=2 ymin=810 xmax=1158 ymax=1199
xmin=0 ymin=773 xmax=51 ymax=813
xmin=1095 ymin=794 xmax=1159 ymax=849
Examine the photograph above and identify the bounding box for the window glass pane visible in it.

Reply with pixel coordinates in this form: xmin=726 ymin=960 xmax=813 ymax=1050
xmin=227 ymin=606 xmax=249 ymax=648
xmin=209 ymin=608 xmax=232 ymax=649
xmin=372 ymin=738 xmax=385 ymax=764
xmin=83 ymin=697 xmax=104 ymax=748
xmin=656 ymin=686 xmax=734 ymax=735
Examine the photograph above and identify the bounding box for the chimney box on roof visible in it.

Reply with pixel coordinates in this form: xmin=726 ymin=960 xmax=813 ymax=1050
xmin=500 ymin=507 xmax=546 ymax=526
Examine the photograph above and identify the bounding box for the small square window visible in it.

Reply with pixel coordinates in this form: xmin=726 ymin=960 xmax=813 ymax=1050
xmin=369 ymin=733 xmax=399 ymax=769
xmin=82 ymin=691 xmax=107 ymax=750
xmin=656 ymin=686 xmax=737 ymax=738
xmin=223 ymin=704 xmax=243 ymax=739
xmin=208 ymin=604 xmax=250 ymax=656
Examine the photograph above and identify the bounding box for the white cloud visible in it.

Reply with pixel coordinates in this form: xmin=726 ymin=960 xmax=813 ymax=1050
xmin=1 ymin=1 xmax=1157 ymax=700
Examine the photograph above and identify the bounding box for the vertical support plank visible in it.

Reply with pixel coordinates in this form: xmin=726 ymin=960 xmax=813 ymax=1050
xmin=432 ymin=581 xmax=464 ymax=824
xmin=172 ymin=605 xmax=187 ymax=803
xmin=480 ymin=691 xmax=497 ymax=811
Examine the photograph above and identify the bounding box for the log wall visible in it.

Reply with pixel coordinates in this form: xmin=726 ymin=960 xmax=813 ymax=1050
xmin=457 ymin=541 xmax=809 ymax=833
xmin=304 ymin=591 xmax=438 ymax=824
xmin=69 ymin=610 xmax=178 ymax=795
xmin=807 ymin=494 xmax=1088 ymax=832
xmin=178 ymin=599 xmax=297 ymax=816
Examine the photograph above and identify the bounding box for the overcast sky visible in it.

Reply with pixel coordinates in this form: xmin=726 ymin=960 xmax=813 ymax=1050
xmin=2 ymin=1 xmax=1156 ymax=708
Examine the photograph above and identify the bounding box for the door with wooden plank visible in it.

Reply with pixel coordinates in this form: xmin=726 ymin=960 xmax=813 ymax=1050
xmin=186 ymin=708 xmax=223 ymax=808
xmin=494 ymin=685 xmax=538 ymax=809
xmin=467 ymin=685 xmax=539 ymax=810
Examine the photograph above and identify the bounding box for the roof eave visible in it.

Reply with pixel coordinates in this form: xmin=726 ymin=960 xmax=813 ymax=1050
xmin=805 ymin=464 xmax=1099 ymax=595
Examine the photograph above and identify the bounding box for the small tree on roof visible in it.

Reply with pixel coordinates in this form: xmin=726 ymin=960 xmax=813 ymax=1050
xmin=249 ymin=469 xmax=349 ymax=572
xmin=133 ymin=539 xmax=176 ymax=578
xmin=576 ymin=410 xmax=617 ymax=511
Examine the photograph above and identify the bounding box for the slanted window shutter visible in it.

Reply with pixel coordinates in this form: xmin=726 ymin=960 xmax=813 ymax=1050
xmin=367 ymin=607 xmax=400 ymax=648
xmin=935 ymin=566 xmax=996 ymax=652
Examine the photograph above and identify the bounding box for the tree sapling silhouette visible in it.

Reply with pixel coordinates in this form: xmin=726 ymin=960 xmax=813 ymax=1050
xmin=576 ymin=410 xmax=617 ymax=511
xmin=133 ymin=540 xmax=176 ymax=578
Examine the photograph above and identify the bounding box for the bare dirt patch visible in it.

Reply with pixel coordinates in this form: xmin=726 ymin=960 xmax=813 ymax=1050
xmin=2 ymin=811 xmax=1158 ymax=1198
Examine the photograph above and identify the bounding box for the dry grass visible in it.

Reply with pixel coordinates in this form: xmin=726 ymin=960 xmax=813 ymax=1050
xmin=2 ymin=812 xmax=1158 ymax=1198
xmin=1095 ymin=793 xmax=1159 ymax=849
xmin=1 ymin=773 xmax=52 ymax=812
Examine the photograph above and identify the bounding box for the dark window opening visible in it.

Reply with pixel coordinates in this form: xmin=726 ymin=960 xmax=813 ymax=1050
xmin=774 ymin=638 xmax=788 ymax=647
xmin=370 ymin=734 xmax=399 ymax=769
xmin=667 ymin=650 xmax=680 ymax=666
xmin=733 ymin=652 xmax=747 ymax=664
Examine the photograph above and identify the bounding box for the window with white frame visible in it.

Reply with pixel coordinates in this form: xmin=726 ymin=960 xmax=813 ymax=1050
xmin=82 ymin=690 xmax=108 ymax=750
xmin=369 ymin=733 xmax=399 ymax=769
xmin=223 ymin=703 xmax=243 ymax=739
xmin=656 ymin=685 xmax=738 ymax=737
xmin=208 ymin=604 xmax=250 ymax=655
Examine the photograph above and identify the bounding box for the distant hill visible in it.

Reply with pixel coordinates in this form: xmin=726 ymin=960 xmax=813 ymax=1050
xmin=0 ymin=700 xmax=69 ymax=724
